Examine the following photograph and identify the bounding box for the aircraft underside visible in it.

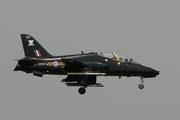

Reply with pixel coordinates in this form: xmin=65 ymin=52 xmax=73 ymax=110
xmin=15 ymin=66 xmax=150 ymax=94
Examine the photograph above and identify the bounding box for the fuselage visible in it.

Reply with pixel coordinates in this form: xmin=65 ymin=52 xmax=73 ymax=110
xmin=14 ymin=52 xmax=159 ymax=78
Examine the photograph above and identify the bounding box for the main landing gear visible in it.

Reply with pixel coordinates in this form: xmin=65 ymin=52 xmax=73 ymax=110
xmin=138 ymin=77 xmax=144 ymax=89
xmin=64 ymin=76 xmax=104 ymax=95
xmin=78 ymin=79 xmax=87 ymax=95
xmin=78 ymin=87 xmax=86 ymax=95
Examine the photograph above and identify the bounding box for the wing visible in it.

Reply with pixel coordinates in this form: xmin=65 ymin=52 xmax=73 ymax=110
xmin=61 ymin=58 xmax=86 ymax=72
xmin=61 ymin=58 xmax=107 ymax=75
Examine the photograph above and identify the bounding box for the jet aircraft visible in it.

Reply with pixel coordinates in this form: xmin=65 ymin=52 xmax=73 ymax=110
xmin=14 ymin=34 xmax=159 ymax=94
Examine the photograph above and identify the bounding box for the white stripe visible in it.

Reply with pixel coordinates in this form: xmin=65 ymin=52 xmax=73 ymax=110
xmin=67 ymin=72 xmax=106 ymax=76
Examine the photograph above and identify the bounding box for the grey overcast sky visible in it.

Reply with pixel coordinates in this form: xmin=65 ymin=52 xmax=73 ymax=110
xmin=0 ymin=0 xmax=180 ymax=120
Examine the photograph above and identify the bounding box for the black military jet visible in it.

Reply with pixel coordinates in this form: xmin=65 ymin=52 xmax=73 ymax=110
xmin=14 ymin=34 xmax=159 ymax=94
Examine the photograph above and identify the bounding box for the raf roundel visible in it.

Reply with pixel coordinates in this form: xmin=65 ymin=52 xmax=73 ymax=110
xmin=53 ymin=61 xmax=59 ymax=67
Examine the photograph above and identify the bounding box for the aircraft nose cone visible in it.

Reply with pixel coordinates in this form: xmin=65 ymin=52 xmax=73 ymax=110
xmin=149 ymin=67 xmax=159 ymax=76
xmin=156 ymin=70 xmax=159 ymax=75
xmin=140 ymin=65 xmax=159 ymax=78
xmin=154 ymin=70 xmax=159 ymax=75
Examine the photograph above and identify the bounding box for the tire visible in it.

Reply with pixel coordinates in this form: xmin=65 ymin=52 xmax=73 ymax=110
xmin=138 ymin=84 xmax=144 ymax=89
xmin=78 ymin=87 xmax=86 ymax=95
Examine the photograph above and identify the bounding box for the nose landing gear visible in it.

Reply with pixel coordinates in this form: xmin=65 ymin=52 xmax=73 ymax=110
xmin=138 ymin=77 xmax=144 ymax=89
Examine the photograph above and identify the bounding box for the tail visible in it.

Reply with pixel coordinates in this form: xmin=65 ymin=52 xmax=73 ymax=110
xmin=21 ymin=34 xmax=53 ymax=58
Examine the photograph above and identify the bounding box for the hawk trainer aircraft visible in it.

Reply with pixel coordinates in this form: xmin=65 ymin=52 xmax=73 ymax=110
xmin=14 ymin=34 xmax=159 ymax=94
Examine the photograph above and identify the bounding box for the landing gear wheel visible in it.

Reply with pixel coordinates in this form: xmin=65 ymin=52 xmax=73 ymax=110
xmin=138 ymin=84 xmax=144 ymax=89
xmin=78 ymin=87 xmax=86 ymax=95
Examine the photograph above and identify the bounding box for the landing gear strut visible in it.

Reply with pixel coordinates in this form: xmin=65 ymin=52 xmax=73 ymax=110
xmin=78 ymin=87 xmax=86 ymax=95
xmin=78 ymin=77 xmax=87 ymax=95
xmin=138 ymin=77 xmax=144 ymax=89
xmin=79 ymin=79 xmax=86 ymax=86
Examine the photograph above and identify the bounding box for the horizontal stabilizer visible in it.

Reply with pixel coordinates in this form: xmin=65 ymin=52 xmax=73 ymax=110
xmin=14 ymin=64 xmax=19 ymax=71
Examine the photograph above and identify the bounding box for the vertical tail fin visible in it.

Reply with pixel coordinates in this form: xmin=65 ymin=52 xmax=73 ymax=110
xmin=21 ymin=34 xmax=53 ymax=58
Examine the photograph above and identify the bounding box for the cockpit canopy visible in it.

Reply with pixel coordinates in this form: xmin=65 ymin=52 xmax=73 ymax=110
xmin=98 ymin=52 xmax=139 ymax=64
